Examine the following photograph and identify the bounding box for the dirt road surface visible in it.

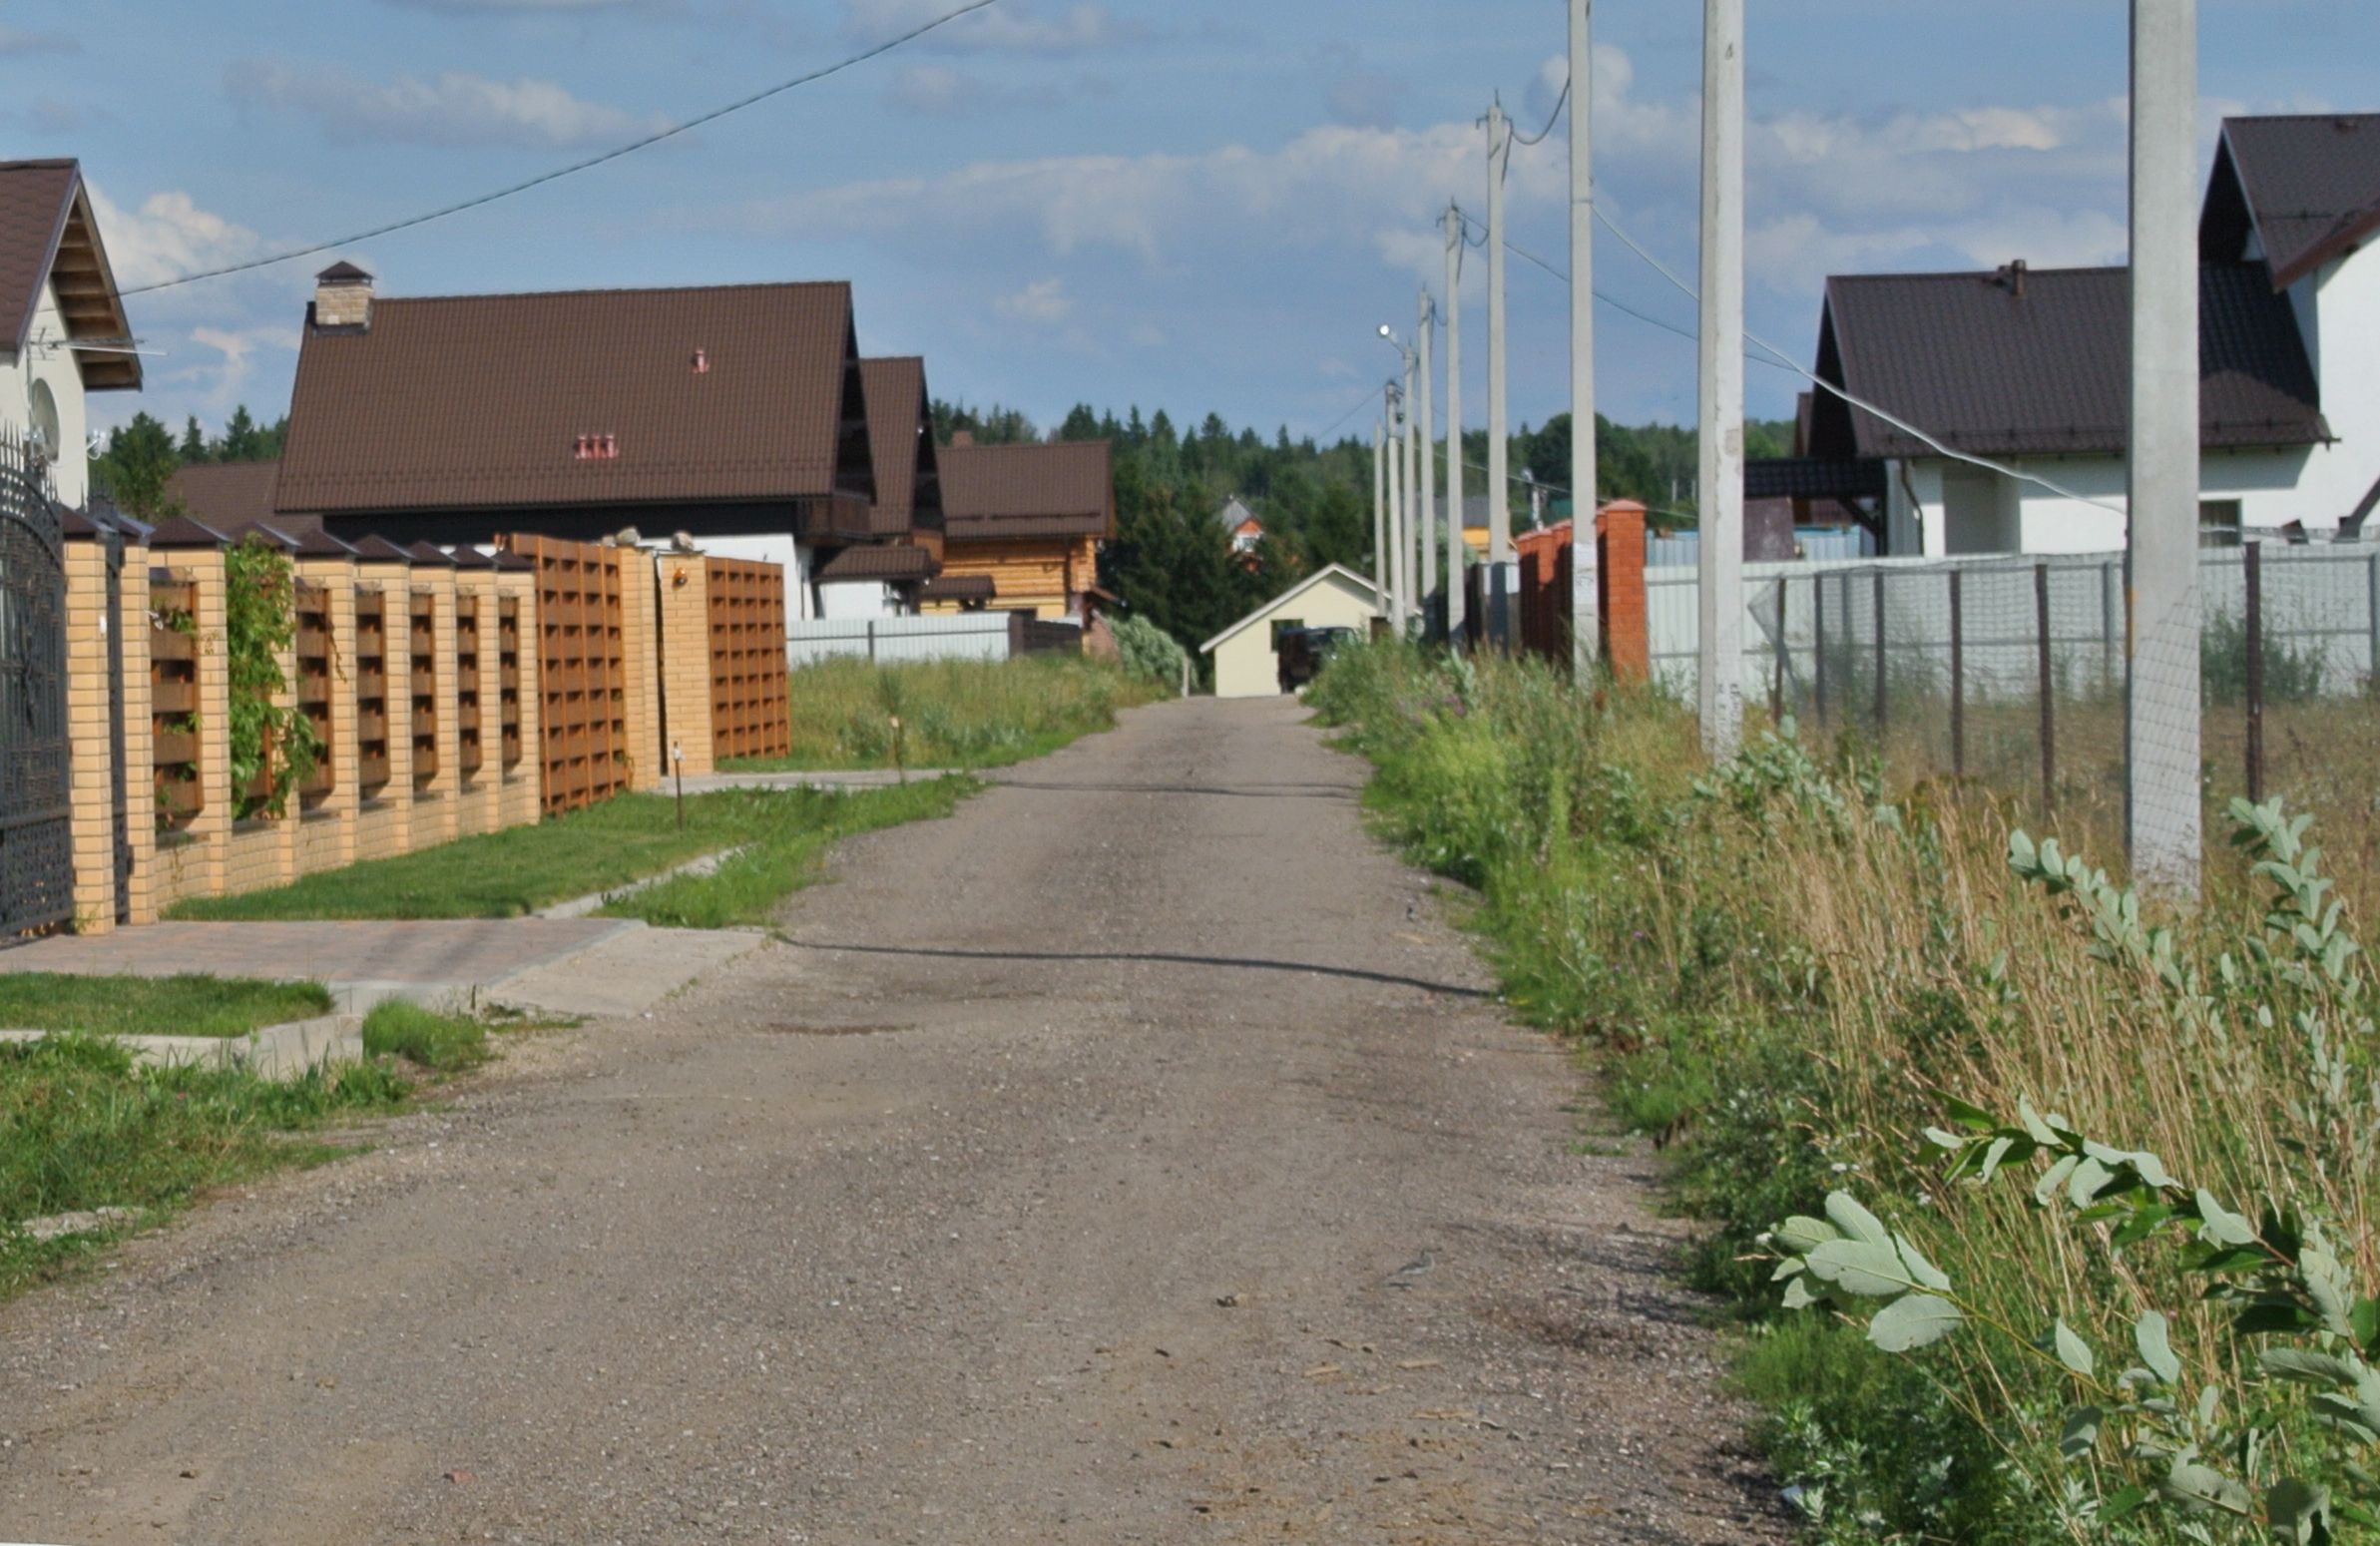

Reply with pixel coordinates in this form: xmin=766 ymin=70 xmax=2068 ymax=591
xmin=0 ymin=698 xmax=1784 ymax=1544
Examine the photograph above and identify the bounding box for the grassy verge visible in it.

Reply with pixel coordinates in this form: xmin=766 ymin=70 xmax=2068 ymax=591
xmin=360 ymin=999 xmax=492 ymax=1072
xmin=729 ymin=654 xmax=1169 ymax=773
xmin=169 ymin=792 xmax=801 ymax=921
xmin=0 ymin=972 xmax=333 ymax=1038
xmin=1310 ymin=641 xmax=2380 ymax=1546
xmin=602 ymin=776 xmax=976 ymax=928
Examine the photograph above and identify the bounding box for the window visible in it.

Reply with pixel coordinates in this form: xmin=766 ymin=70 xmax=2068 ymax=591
xmin=2199 ymin=500 xmax=2244 ymax=549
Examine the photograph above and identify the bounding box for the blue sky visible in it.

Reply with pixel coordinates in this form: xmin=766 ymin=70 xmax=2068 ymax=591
xmin=13 ymin=0 xmax=2377 ymax=446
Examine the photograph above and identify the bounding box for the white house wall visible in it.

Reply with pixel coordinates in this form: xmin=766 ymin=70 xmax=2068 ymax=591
xmin=1890 ymin=444 xmax=2338 ymax=559
xmin=816 ymin=581 xmax=902 ymax=621
xmin=8 ymin=278 xmax=92 ymax=510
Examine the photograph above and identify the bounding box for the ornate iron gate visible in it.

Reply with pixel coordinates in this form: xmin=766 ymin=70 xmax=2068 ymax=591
xmin=0 ymin=436 xmax=72 ymax=934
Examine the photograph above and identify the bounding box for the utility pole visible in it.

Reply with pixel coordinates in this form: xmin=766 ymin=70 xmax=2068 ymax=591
xmin=1403 ymin=345 xmax=1420 ymax=627
xmin=1372 ymin=413 xmax=1388 ymax=620
xmin=1388 ymin=384 xmax=1409 ymax=632
xmin=1417 ymin=287 xmax=1438 ymax=631
xmin=2127 ymin=0 xmax=2201 ymax=898
xmin=1569 ymin=0 xmax=1600 ymax=673
xmin=1695 ymin=0 xmax=1744 ymax=759
xmin=1443 ymin=205 xmax=1467 ymax=645
xmin=1486 ymin=100 xmax=1513 ymax=642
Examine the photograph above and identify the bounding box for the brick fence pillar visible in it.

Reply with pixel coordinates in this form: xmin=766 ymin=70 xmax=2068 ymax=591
xmin=614 ymin=544 xmax=665 ymax=789
xmin=1596 ymin=500 xmax=1650 ymax=684
xmin=62 ymin=533 xmax=118 ymax=932
xmin=655 ymin=553 xmax=717 ymax=778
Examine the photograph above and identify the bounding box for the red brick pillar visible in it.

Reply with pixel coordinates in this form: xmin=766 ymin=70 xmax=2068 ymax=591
xmin=1595 ymin=500 xmax=1649 ymax=683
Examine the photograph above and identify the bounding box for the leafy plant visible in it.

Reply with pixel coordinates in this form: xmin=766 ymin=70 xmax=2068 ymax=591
xmin=222 ymin=536 xmax=321 ymax=819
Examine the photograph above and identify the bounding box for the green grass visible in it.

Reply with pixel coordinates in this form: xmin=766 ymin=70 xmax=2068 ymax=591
xmin=360 ymin=999 xmax=491 ymax=1071
xmin=727 ymin=654 xmax=1169 ymax=773
xmin=0 ymin=972 xmax=333 ymax=1038
xmin=0 ymin=1034 xmax=409 ymax=1298
xmin=604 ymin=776 xmax=977 ymax=929
xmin=167 ymin=793 xmax=773 ymax=920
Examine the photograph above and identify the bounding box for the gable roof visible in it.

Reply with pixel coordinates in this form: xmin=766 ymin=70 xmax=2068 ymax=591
xmin=2202 ymin=114 xmax=2380 ymax=290
xmin=167 ymin=460 xmax=283 ymax=529
xmin=0 ymin=160 xmax=139 ymax=390
xmin=859 ymin=356 xmax=943 ymax=538
xmin=275 ymin=279 xmax=873 ymax=517
xmin=1808 ymin=261 xmax=2328 ymax=462
xmin=939 ymin=439 xmax=1115 ymax=540
xmin=815 ymin=543 xmax=939 ymax=583
xmin=1199 ymin=563 xmax=1382 ymax=655
xmin=1215 ymin=496 xmax=1258 ymax=531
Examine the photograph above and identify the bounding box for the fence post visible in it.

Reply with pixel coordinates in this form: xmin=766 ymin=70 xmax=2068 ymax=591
xmin=2367 ymin=548 xmax=2378 ymax=690
xmin=1872 ymin=569 xmax=1888 ymax=738
xmin=2245 ymin=538 xmax=2265 ymax=803
xmin=1769 ymin=577 xmax=1785 ymax=726
xmin=867 ymin=619 xmax=878 ymax=664
xmin=2102 ymin=558 xmax=2119 ymax=698
xmin=1949 ymin=568 xmax=1965 ymax=777
xmin=2037 ymin=561 xmax=2055 ymax=819
xmin=1812 ymin=572 xmax=1828 ymax=729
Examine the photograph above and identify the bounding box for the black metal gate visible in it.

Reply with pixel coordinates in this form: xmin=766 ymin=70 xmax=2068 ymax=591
xmin=0 ymin=435 xmax=72 ymax=934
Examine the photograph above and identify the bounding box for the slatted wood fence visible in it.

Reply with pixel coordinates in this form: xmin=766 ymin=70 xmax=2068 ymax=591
xmin=705 ymin=557 xmax=791 ymax=763
xmin=499 ymin=533 xmax=634 ymax=814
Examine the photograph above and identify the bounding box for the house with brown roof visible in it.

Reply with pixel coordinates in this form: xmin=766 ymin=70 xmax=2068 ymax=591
xmin=268 ymin=264 xmax=930 ymax=616
xmin=808 ymin=355 xmax=944 ymax=619
xmin=0 ymin=159 xmax=140 ymax=508
xmin=1794 ymin=112 xmax=2380 ymax=556
xmin=926 ymin=435 xmax=1115 ymax=620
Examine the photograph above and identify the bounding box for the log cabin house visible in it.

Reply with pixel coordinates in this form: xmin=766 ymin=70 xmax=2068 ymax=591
xmin=925 ymin=435 xmax=1116 ymax=621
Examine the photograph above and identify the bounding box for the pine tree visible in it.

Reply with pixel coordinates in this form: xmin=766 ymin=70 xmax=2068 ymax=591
xmin=179 ymin=416 xmax=208 ymax=464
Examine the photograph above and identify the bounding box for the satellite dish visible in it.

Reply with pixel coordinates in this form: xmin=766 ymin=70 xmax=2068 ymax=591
xmin=27 ymin=379 xmax=59 ymax=465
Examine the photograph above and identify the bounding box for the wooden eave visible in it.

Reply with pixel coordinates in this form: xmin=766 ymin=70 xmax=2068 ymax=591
xmin=44 ymin=181 xmax=139 ymax=391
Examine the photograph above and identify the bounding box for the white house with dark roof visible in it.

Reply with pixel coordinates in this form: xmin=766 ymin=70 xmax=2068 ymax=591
xmin=0 ymin=159 xmax=140 ymax=508
xmin=1791 ymin=113 xmax=2380 ymax=557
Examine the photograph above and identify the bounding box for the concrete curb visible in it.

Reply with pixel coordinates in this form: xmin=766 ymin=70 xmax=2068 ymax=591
xmin=536 ymin=845 xmax=753 ymax=920
xmin=0 ymin=1012 xmax=364 ymax=1080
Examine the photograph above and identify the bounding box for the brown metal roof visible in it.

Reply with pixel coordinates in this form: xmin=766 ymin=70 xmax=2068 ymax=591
xmin=815 ymin=543 xmax=939 ymax=582
xmin=1809 ymin=261 xmax=2327 ymax=463
xmin=275 ymin=280 xmax=874 ymax=517
xmin=166 ymin=461 xmax=283 ymax=530
xmin=860 ymin=356 xmax=945 ymax=538
xmin=920 ymin=573 xmax=995 ymax=602
xmin=939 ymin=440 xmax=1114 ymax=539
xmin=0 ymin=160 xmax=139 ymax=390
xmin=2202 ymin=115 xmax=2380 ymax=290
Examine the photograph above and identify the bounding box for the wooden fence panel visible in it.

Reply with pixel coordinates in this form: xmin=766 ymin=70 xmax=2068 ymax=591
xmin=705 ymin=557 xmax=790 ymax=763
xmin=499 ymin=533 xmax=631 ymax=814
xmin=149 ymin=575 xmax=202 ymax=830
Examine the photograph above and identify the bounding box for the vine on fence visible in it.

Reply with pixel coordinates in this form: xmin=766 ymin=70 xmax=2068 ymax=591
xmin=224 ymin=536 xmax=321 ymax=820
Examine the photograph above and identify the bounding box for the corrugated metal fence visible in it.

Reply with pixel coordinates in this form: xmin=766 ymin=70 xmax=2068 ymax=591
xmin=787 ymin=615 xmax=1013 ymax=668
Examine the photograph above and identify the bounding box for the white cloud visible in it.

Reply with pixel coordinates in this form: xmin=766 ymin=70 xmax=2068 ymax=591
xmin=175 ymin=324 xmax=301 ymax=412
xmin=82 ymin=186 xmax=262 ymax=291
xmin=226 ymin=60 xmax=669 ymax=149
xmin=843 ymin=0 xmax=1136 ymax=55
xmin=884 ymin=63 xmax=1057 ymax=118
xmin=996 ymin=277 xmax=1074 ymax=324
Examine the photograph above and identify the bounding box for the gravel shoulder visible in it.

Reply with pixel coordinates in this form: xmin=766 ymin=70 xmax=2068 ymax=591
xmin=0 ymin=695 xmax=1785 ymax=1544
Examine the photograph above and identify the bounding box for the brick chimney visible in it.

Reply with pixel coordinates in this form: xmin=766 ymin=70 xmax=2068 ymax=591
xmin=313 ymin=260 xmax=375 ymax=331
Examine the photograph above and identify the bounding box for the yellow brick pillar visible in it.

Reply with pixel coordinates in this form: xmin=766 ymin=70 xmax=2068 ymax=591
xmin=615 ymin=544 xmax=665 ymax=790
xmin=656 ymin=553 xmax=716 ymax=778
xmin=294 ymin=542 xmax=360 ymax=876
xmin=119 ymin=541 xmax=158 ymax=925
xmin=495 ymin=558 xmax=542 ymax=830
xmin=352 ymin=539 xmax=416 ymax=862
xmin=62 ymin=530 xmax=118 ymax=932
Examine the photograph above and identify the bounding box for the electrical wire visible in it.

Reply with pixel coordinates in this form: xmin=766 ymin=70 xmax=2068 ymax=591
xmin=1315 ymin=378 xmax=1397 ymax=444
xmin=1453 ymin=209 xmax=1708 ymax=354
xmin=1507 ymin=77 xmax=1569 ymax=147
xmin=125 ymin=0 xmax=1007 ymax=295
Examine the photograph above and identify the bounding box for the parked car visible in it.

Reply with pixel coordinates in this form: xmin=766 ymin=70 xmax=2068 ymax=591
xmin=1276 ymin=626 xmax=1358 ymax=693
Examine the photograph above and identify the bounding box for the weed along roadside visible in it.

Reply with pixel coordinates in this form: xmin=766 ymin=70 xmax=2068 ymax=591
xmin=1308 ymin=639 xmax=2380 ymax=1546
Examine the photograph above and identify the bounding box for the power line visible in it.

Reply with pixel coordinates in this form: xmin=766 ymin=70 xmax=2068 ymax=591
xmin=1315 ymin=378 xmax=1395 ymax=443
xmin=1453 ymin=208 xmax=1709 ymax=355
xmin=1507 ymin=77 xmax=1570 ymax=148
xmin=125 ymin=0 xmax=1006 ymax=295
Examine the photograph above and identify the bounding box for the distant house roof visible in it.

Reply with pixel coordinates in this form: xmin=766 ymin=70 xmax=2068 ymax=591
xmin=1199 ymin=563 xmax=1382 ymax=655
xmin=167 ymin=461 xmax=285 ymax=529
xmin=814 ymin=543 xmax=938 ymax=583
xmin=860 ymin=356 xmax=943 ymax=539
xmin=276 ymin=279 xmax=873 ymax=518
xmin=921 ymin=573 xmax=996 ymax=603
xmin=939 ymin=440 xmax=1115 ymax=540
xmin=2202 ymin=114 xmax=2380 ymax=290
xmin=1807 ymin=261 xmax=2328 ymax=462
xmin=1216 ymin=496 xmax=1258 ymax=532
xmin=1434 ymin=493 xmax=1497 ymax=532
xmin=0 ymin=159 xmax=138 ymax=390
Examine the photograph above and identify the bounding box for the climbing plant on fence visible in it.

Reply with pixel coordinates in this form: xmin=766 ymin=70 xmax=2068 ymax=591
xmin=224 ymin=535 xmax=321 ymax=820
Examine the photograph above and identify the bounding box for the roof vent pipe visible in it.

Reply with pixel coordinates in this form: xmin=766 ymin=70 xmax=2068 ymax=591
xmin=693 ymin=348 xmax=710 ymax=374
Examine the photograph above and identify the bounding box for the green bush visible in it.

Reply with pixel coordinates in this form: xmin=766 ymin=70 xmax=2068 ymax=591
xmin=1112 ymin=612 xmax=1190 ymax=684
xmin=360 ymin=1000 xmax=490 ymax=1071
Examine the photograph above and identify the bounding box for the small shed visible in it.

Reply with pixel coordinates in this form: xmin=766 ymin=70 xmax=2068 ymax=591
xmin=1199 ymin=564 xmax=1383 ymax=700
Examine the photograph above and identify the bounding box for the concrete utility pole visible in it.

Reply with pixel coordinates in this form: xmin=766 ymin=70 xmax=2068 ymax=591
xmin=1417 ymin=287 xmax=1438 ymax=627
xmin=1388 ymin=384 xmax=1410 ymax=631
xmin=1402 ymin=345 xmax=1420 ymax=626
xmin=1443 ymin=205 xmax=1467 ymax=645
xmin=1372 ymin=414 xmax=1388 ymax=615
xmin=1486 ymin=100 xmax=1514 ymax=644
xmin=1569 ymin=0 xmax=1600 ymax=672
xmin=2127 ymin=0 xmax=2201 ymax=898
xmin=1696 ymin=0 xmax=1745 ymax=759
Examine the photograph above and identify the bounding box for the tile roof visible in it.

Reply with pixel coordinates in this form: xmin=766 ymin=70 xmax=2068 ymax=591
xmin=938 ymin=440 xmax=1115 ymax=540
xmin=166 ymin=461 xmax=283 ymax=531
xmin=860 ymin=356 xmax=944 ymax=538
xmin=814 ymin=543 xmax=939 ymax=582
xmin=275 ymin=280 xmax=872 ymax=516
xmin=920 ymin=573 xmax=995 ymax=602
xmin=0 ymin=159 xmax=138 ymax=389
xmin=1810 ymin=261 xmax=2327 ymax=462
xmin=2202 ymin=114 xmax=2380 ymax=289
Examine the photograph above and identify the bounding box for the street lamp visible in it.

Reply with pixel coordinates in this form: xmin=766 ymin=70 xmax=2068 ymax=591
xmin=1378 ymin=326 xmax=1418 ymax=629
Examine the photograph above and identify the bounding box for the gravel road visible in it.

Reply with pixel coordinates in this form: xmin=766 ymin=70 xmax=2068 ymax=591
xmin=0 ymin=696 xmax=1786 ymax=1544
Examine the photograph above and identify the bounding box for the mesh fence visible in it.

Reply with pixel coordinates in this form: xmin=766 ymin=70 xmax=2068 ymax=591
xmin=1647 ymin=542 xmax=2380 ymax=857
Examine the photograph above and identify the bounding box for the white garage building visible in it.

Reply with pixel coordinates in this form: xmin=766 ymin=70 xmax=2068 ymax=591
xmin=1199 ymin=564 xmax=1382 ymax=700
